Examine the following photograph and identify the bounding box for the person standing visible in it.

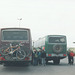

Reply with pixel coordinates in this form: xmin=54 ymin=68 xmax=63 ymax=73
xmin=69 ymin=51 xmax=74 ymax=65
xmin=33 ymin=50 xmax=38 ymax=66
xmin=38 ymin=50 xmax=42 ymax=65
xmin=67 ymin=50 xmax=71 ymax=64
xmin=41 ymin=50 xmax=46 ymax=66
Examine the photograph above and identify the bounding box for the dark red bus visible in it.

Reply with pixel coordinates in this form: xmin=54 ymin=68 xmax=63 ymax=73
xmin=0 ymin=28 xmax=32 ymax=66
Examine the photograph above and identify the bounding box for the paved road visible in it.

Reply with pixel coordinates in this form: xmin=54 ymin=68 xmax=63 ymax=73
xmin=0 ymin=57 xmax=75 ymax=75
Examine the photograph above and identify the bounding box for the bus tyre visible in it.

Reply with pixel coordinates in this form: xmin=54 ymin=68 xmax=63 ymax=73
xmin=46 ymin=60 xmax=48 ymax=64
xmin=3 ymin=63 xmax=10 ymax=66
xmin=53 ymin=59 xmax=60 ymax=65
xmin=53 ymin=44 xmax=63 ymax=54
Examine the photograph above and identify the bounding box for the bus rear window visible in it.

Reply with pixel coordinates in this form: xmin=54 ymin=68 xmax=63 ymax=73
xmin=49 ymin=37 xmax=66 ymax=43
xmin=2 ymin=31 xmax=28 ymax=40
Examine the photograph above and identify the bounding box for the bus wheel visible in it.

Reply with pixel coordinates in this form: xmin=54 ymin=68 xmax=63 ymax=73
xmin=46 ymin=60 xmax=48 ymax=64
xmin=53 ymin=59 xmax=60 ymax=65
xmin=3 ymin=63 xmax=10 ymax=66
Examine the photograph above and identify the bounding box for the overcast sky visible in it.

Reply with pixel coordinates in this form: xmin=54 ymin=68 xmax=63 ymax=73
xmin=0 ymin=0 xmax=75 ymax=47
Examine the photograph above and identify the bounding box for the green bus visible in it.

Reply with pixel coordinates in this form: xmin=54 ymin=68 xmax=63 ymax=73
xmin=34 ymin=35 xmax=67 ymax=64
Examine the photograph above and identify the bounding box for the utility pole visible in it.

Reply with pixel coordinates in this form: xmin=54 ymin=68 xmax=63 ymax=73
xmin=18 ymin=18 xmax=22 ymax=27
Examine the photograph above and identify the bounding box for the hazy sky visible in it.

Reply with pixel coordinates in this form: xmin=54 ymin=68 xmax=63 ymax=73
xmin=0 ymin=0 xmax=75 ymax=47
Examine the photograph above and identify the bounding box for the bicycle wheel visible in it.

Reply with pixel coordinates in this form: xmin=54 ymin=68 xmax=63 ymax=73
xmin=0 ymin=46 xmax=10 ymax=56
xmin=16 ymin=50 xmax=26 ymax=60
xmin=5 ymin=54 xmax=13 ymax=61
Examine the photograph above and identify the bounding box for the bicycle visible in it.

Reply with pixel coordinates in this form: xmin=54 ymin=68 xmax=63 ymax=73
xmin=0 ymin=42 xmax=26 ymax=60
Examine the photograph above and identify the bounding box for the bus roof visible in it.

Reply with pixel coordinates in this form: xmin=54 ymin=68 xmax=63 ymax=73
xmin=47 ymin=35 xmax=66 ymax=37
xmin=0 ymin=28 xmax=30 ymax=30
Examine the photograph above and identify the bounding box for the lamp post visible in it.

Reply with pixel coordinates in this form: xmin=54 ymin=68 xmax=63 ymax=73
xmin=33 ymin=41 xmax=34 ymax=48
xmin=18 ymin=18 xmax=22 ymax=27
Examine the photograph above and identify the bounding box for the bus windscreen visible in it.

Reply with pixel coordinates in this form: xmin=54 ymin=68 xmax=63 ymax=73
xmin=49 ymin=37 xmax=66 ymax=43
xmin=2 ymin=31 xmax=28 ymax=40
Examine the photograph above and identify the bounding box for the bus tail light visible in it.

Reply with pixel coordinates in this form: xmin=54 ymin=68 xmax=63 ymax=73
xmin=25 ymin=57 xmax=30 ymax=60
xmin=1 ymin=57 xmax=5 ymax=61
xmin=0 ymin=54 xmax=1 ymax=56
xmin=48 ymin=54 xmax=51 ymax=56
xmin=63 ymin=54 xmax=66 ymax=56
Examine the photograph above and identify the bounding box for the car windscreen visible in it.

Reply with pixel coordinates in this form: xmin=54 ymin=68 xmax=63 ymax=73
xmin=49 ymin=37 xmax=66 ymax=43
xmin=2 ymin=31 xmax=28 ymax=40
